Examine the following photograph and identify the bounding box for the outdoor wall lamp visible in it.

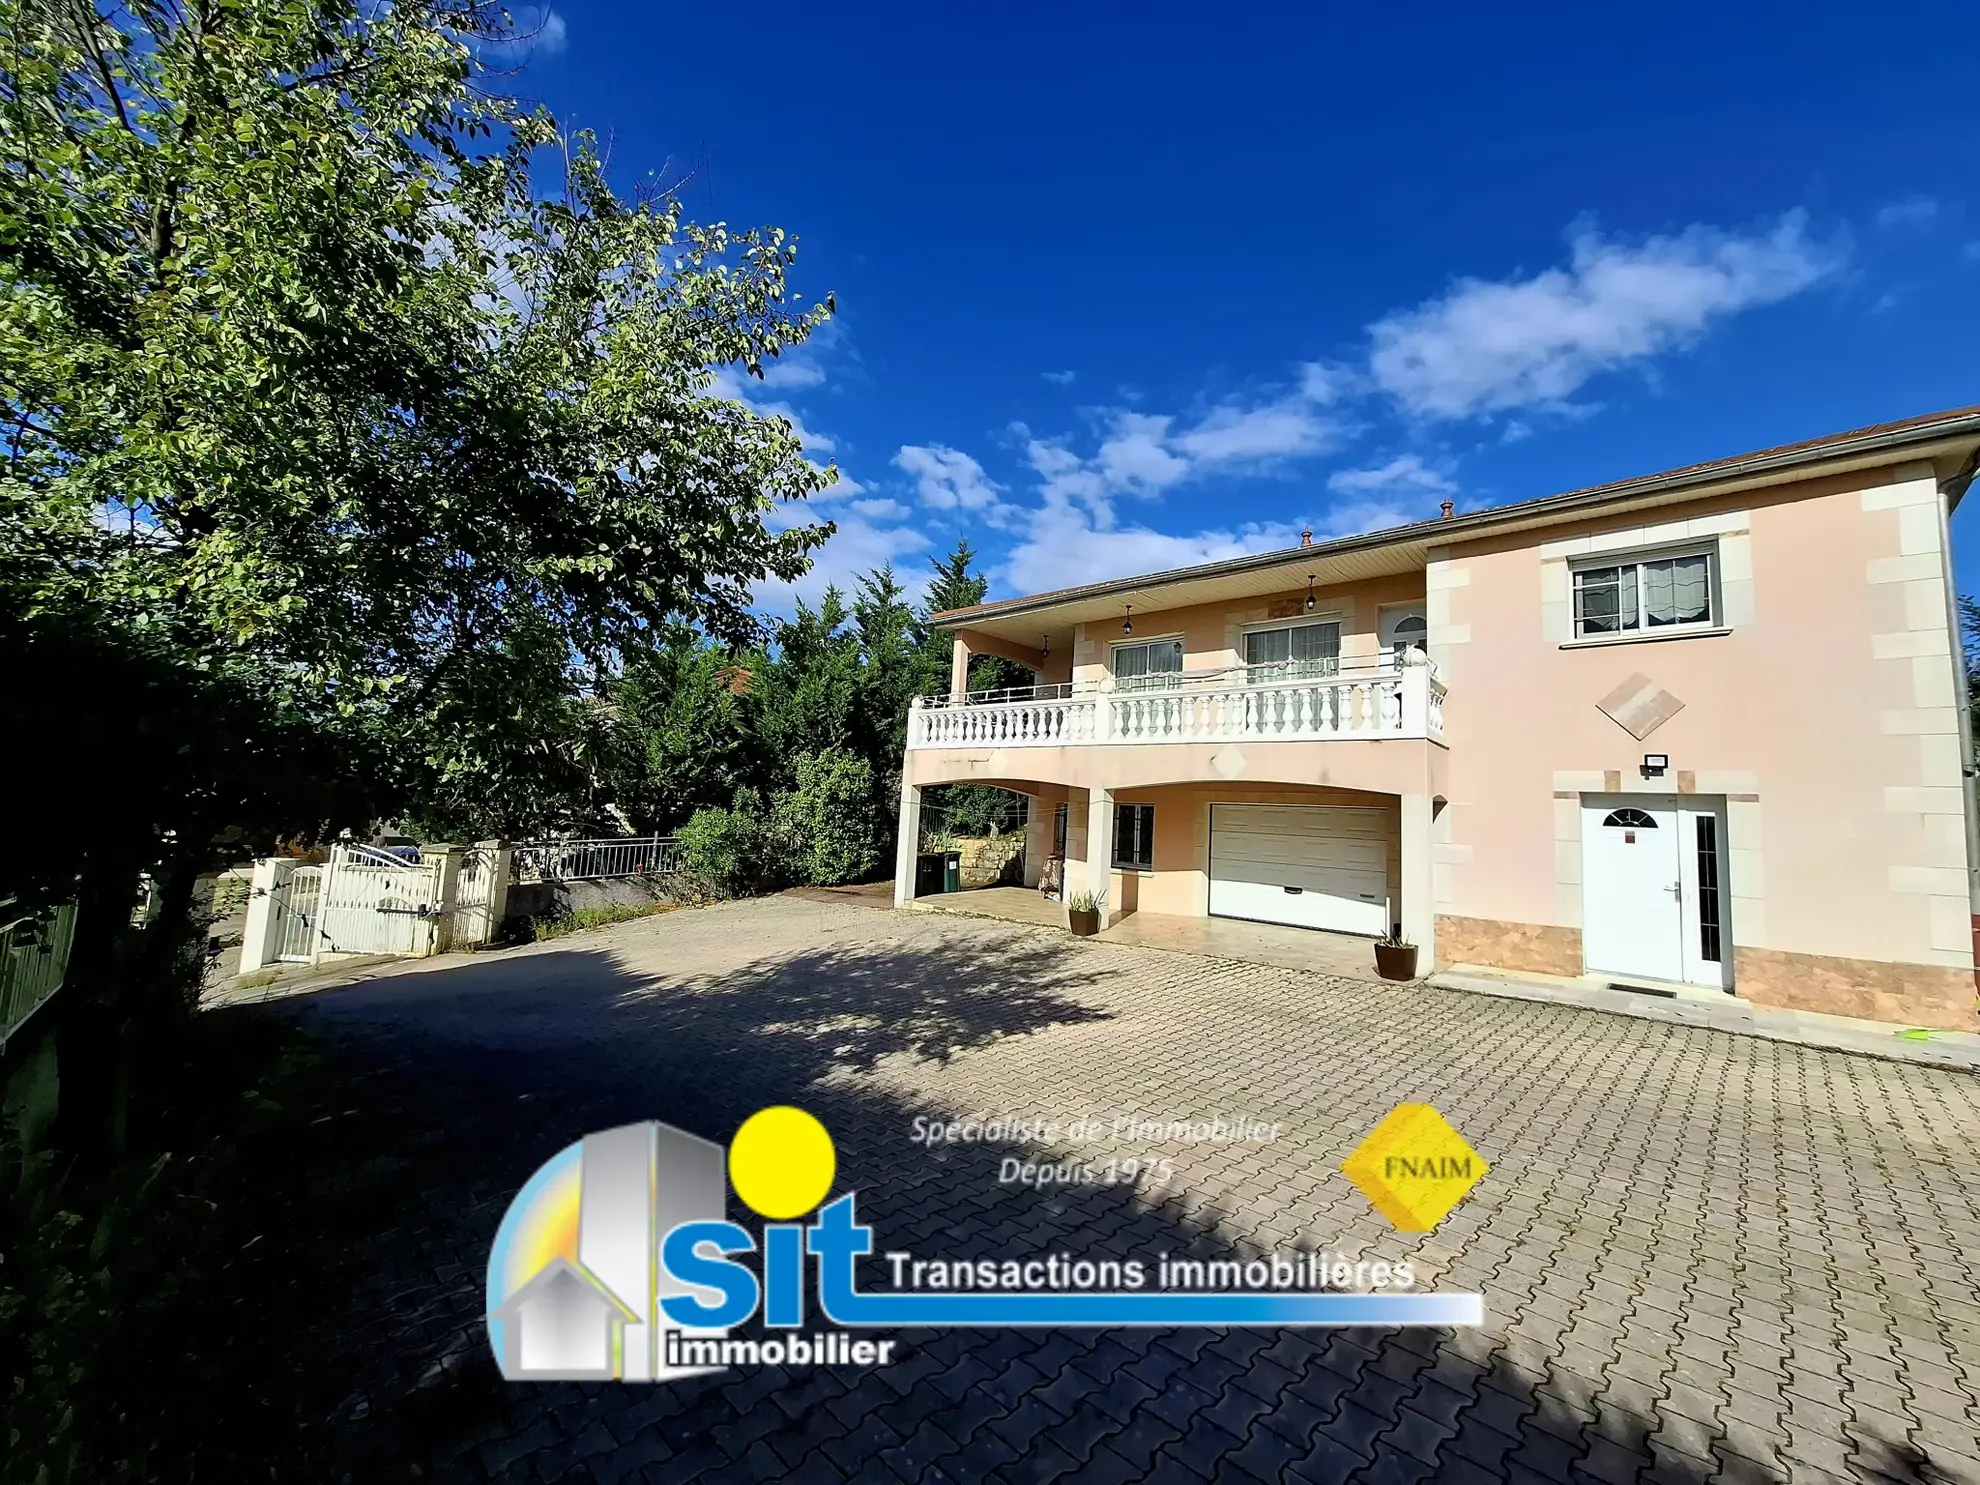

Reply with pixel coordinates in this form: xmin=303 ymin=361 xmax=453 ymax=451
xmin=1305 ymin=575 xmax=1316 ymax=613
xmin=1041 ymin=633 xmax=1050 ymax=658
xmin=1641 ymin=754 xmax=1669 ymax=778
xmin=1122 ymin=605 xmax=1133 ymax=636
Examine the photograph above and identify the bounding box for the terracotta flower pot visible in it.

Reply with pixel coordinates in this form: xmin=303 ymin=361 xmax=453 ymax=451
xmin=1068 ymin=907 xmax=1101 ymax=937
xmin=1374 ymin=942 xmax=1418 ymax=981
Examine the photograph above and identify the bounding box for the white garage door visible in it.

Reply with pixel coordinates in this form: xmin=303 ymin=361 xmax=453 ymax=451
xmin=1208 ymin=805 xmax=1389 ymax=936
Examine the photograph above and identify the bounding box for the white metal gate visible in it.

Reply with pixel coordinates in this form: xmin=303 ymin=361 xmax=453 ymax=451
xmin=316 ymin=844 xmax=441 ymax=958
xmin=446 ymin=845 xmax=499 ymax=950
xmin=273 ymin=866 xmax=323 ymax=963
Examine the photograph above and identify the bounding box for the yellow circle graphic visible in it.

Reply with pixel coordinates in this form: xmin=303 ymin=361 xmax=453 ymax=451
xmin=729 ymin=1106 xmax=836 ymax=1220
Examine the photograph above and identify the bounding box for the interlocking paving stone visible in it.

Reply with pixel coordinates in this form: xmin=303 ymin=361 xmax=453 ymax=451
xmin=250 ymin=895 xmax=1980 ymax=1484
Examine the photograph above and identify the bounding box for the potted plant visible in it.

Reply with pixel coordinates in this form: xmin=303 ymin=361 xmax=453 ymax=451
xmin=1067 ymin=886 xmax=1106 ymax=937
xmin=1373 ymin=926 xmax=1418 ymax=981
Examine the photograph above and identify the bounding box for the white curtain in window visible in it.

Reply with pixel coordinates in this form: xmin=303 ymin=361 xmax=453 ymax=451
xmin=1640 ymin=555 xmax=1709 ymax=626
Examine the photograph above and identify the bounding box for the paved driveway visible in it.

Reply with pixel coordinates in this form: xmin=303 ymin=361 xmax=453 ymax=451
xmin=262 ymin=895 xmax=1980 ymax=1484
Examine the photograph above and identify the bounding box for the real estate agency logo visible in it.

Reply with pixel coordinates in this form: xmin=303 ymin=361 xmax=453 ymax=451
xmin=487 ymin=1106 xmax=846 ymax=1382
xmin=487 ymin=1103 xmax=1489 ymax=1383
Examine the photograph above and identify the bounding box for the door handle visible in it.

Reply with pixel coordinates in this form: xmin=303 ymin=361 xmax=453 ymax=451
xmin=1666 ymin=882 xmax=1682 ymax=896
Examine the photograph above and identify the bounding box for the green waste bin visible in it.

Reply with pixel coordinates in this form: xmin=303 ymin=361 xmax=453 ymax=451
xmin=943 ymin=852 xmax=961 ymax=894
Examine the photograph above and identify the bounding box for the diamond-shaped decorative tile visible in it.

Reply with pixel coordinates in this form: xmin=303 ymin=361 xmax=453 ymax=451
xmin=1597 ymin=672 xmax=1684 ymax=740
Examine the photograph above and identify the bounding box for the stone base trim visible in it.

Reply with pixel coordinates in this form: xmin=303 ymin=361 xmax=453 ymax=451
xmin=1734 ymin=946 xmax=1978 ymax=1032
xmin=1435 ymin=915 xmax=1582 ymax=978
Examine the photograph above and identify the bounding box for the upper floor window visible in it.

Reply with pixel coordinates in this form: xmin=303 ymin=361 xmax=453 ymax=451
xmin=1113 ymin=638 xmax=1183 ymax=692
xmin=1572 ymin=549 xmax=1715 ymax=639
xmin=1387 ymin=614 xmax=1427 ymax=660
xmin=1245 ymin=620 xmax=1340 ymax=682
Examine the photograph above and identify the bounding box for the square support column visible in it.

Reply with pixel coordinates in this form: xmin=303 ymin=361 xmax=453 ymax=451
xmin=238 ymin=857 xmax=296 ymax=974
xmin=423 ymin=843 xmax=462 ymax=956
xmin=894 ymin=782 xmax=924 ymax=907
xmin=1400 ymin=793 xmax=1437 ymax=967
xmin=950 ymin=636 xmax=971 ymax=702
xmin=1085 ymin=787 xmax=1115 ymax=922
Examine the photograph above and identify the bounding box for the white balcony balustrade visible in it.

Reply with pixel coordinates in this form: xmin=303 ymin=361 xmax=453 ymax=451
xmin=907 ymin=657 xmax=1446 ymax=750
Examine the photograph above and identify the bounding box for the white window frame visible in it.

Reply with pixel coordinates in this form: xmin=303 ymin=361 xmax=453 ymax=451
xmin=1239 ymin=615 xmax=1343 ymax=683
xmin=1569 ymin=543 xmax=1721 ymax=642
xmin=1108 ymin=634 xmax=1186 ymax=691
xmin=1111 ymin=803 xmax=1155 ymax=872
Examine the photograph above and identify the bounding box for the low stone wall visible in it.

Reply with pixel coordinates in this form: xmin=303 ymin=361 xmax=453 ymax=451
xmin=953 ymin=834 xmax=1025 ymax=890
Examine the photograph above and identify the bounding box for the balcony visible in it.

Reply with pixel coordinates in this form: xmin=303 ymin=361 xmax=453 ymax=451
xmin=906 ymin=656 xmax=1446 ymax=751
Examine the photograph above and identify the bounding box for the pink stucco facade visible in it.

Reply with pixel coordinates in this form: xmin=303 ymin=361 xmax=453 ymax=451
xmin=900 ymin=425 xmax=1980 ymax=1030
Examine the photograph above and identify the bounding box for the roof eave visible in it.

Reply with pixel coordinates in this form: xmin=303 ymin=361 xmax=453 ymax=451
xmin=931 ymin=409 xmax=1980 ymax=630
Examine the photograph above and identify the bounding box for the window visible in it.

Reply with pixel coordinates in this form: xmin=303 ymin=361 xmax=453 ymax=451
xmin=1244 ymin=620 xmax=1340 ymax=682
xmin=1112 ymin=804 xmax=1155 ymax=870
xmin=1113 ymin=639 xmax=1183 ymax=692
xmin=1696 ymin=815 xmax=1722 ymax=964
xmin=1572 ymin=549 xmax=1715 ymax=638
xmin=1052 ymin=803 xmax=1069 ymax=856
xmin=1388 ymin=614 xmax=1427 ymax=659
xmin=1601 ymin=808 xmax=1658 ymax=829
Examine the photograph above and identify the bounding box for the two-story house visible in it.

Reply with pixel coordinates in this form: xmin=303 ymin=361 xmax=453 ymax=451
xmin=894 ymin=407 xmax=1980 ymax=1032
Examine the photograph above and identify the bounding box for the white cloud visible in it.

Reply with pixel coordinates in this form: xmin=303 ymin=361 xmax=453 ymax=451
xmin=1298 ymin=361 xmax=1357 ymax=405
xmin=1012 ymin=374 xmax=1345 ymax=531
xmin=762 ymin=512 xmax=932 ymax=613
xmin=1876 ymin=196 xmax=1939 ymax=229
xmin=1096 ymin=413 xmax=1191 ymax=492
xmin=1312 ymin=499 xmax=1419 ymax=539
xmin=895 ymin=444 xmax=1005 ymax=511
xmin=1041 ymin=370 xmax=1077 ymax=385
xmin=759 ymin=354 xmax=826 ymax=389
xmin=1368 ymin=213 xmax=1840 ymax=419
xmin=1327 ymin=454 xmax=1455 ymax=496
xmin=998 ymin=497 xmax=1305 ymax=597
xmin=1174 ymin=402 xmax=1337 ymax=464
xmin=849 ymin=496 xmax=910 ymax=520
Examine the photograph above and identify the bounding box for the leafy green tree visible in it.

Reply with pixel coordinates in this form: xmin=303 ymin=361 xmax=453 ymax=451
xmin=772 ymin=750 xmax=883 ymax=885
xmin=0 ymin=0 xmax=836 ymax=1155
xmin=926 ymin=539 xmax=991 ymax=615
xmin=1 ymin=0 xmax=835 ymax=873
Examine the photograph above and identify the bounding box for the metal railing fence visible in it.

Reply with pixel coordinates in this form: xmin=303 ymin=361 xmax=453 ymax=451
xmin=513 ymin=836 xmax=681 ymax=883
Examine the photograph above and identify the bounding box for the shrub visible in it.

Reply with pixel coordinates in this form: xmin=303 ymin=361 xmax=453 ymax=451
xmin=771 ymin=750 xmax=881 ymax=886
xmin=675 ymin=803 xmax=767 ymax=898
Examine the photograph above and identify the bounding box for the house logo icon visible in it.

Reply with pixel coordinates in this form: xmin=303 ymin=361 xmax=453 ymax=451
xmin=485 ymin=1107 xmax=838 ymax=1382
xmin=486 ymin=1120 xmax=731 ymax=1382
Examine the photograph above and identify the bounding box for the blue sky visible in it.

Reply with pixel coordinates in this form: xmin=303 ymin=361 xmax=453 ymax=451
xmin=504 ymin=2 xmax=1980 ymax=612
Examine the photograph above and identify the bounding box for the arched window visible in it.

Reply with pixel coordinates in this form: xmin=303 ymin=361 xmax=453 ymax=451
xmin=1390 ymin=614 xmax=1428 ymax=658
xmin=1601 ymin=808 xmax=1658 ymax=829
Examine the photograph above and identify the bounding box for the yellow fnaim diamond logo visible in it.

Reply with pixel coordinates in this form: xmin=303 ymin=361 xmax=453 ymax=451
xmin=1343 ymin=1104 xmax=1486 ymax=1232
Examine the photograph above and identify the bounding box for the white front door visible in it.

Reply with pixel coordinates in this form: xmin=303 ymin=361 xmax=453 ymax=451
xmin=1580 ymin=794 xmax=1730 ymax=989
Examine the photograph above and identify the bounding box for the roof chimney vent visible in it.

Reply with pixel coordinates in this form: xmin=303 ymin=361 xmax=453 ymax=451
xmin=1299 ymin=527 xmax=1314 ymax=547
xmin=1439 ymin=500 xmax=1455 ymax=520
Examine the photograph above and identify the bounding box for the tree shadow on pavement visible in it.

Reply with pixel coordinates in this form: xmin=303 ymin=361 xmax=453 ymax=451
xmin=213 ymin=916 xmax=1915 ymax=1485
